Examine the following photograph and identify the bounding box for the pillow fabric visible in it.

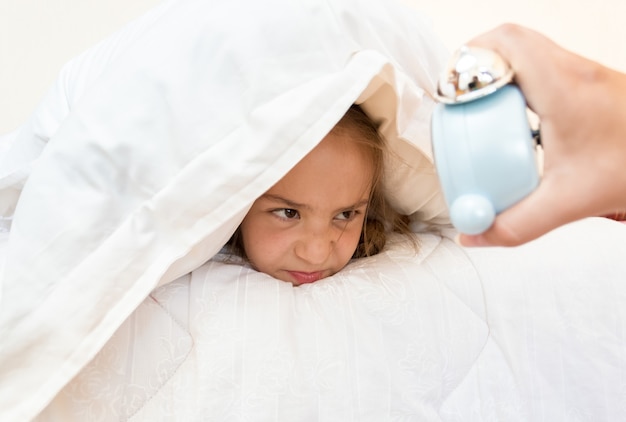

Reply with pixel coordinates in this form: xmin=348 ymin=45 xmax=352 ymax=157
xmin=35 ymin=233 xmax=489 ymax=421
xmin=34 ymin=218 xmax=626 ymax=421
xmin=0 ymin=0 xmax=450 ymax=419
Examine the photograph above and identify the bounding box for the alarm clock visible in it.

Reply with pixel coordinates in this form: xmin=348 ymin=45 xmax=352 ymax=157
xmin=431 ymin=46 xmax=541 ymax=235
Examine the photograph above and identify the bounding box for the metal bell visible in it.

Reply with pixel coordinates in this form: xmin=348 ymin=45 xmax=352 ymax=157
xmin=435 ymin=45 xmax=514 ymax=105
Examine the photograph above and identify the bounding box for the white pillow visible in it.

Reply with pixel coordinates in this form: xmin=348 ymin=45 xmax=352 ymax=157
xmin=0 ymin=0 xmax=451 ymax=419
xmin=37 ymin=233 xmax=490 ymax=421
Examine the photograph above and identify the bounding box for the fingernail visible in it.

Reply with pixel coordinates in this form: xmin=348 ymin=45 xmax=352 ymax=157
xmin=453 ymin=233 xmax=463 ymax=246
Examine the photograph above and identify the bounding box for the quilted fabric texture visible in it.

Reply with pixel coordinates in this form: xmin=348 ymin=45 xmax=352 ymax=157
xmin=36 ymin=218 xmax=626 ymax=421
xmin=37 ymin=233 xmax=489 ymax=421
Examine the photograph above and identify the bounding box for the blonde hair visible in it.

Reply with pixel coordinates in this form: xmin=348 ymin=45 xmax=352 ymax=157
xmin=335 ymin=104 xmax=415 ymax=258
xmin=227 ymin=104 xmax=415 ymax=260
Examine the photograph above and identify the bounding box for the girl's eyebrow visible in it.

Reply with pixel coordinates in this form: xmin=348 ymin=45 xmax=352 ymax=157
xmin=331 ymin=199 xmax=370 ymax=215
xmin=343 ymin=199 xmax=369 ymax=210
xmin=261 ymin=194 xmax=309 ymax=210
xmin=261 ymin=194 xmax=369 ymax=213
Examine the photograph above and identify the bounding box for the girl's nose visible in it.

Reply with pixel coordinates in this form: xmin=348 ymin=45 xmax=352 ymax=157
xmin=294 ymin=229 xmax=335 ymax=265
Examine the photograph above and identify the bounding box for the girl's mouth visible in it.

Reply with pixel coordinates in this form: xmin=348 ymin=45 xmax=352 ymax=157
xmin=287 ymin=271 xmax=325 ymax=285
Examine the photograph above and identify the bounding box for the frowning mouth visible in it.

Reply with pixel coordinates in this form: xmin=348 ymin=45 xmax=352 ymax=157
xmin=287 ymin=271 xmax=325 ymax=285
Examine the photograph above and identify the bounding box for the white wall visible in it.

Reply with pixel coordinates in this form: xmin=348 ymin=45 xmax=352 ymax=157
xmin=406 ymin=0 xmax=626 ymax=71
xmin=1 ymin=0 xmax=625 ymax=135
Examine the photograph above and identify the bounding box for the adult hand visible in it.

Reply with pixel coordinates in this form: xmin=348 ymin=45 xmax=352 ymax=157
xmin=458 ymin=24 xmax=626 ymax=246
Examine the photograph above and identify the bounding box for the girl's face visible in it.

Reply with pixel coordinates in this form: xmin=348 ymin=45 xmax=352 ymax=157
xmin=239 ymin=130 xmax=374 ymax=286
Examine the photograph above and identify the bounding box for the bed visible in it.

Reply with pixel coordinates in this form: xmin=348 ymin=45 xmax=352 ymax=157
xmin=1 ymin=0 xmax=626 ymax=421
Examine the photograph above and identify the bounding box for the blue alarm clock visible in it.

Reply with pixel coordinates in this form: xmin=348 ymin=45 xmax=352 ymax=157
xmin=431 ymin=46 xmax=541 ymax=235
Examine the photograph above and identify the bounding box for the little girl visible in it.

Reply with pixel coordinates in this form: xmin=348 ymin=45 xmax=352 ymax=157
xmin=227 ymin=104 xmax=415 ymax=285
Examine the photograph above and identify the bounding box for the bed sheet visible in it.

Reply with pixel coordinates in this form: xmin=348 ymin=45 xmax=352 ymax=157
xmin=35 ymin=218 xmax=626 ymax=421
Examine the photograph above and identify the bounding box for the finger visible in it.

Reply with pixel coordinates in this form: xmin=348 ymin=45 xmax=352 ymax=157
xmin=458 ymin=177 xmax=585 ymax=247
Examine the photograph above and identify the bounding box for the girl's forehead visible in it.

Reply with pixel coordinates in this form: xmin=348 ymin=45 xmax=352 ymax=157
xmin=292 ymin=133 xmax=374 ymax=178
xmin=265 ymin=133 xmax=375 ymax=208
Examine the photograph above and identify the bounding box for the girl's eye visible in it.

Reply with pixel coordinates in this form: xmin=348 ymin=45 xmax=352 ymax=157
xmin=273 ymin=208 xmax=299 ymax=220
xmin=335 ymin=210 xmax=357 ymax=221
